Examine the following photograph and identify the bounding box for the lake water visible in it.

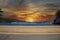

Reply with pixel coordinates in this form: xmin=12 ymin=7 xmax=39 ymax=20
xmin=0 ymin=22 xmax=59 ymax=26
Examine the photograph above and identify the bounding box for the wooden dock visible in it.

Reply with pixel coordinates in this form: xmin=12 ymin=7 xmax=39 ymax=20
xmin=0 ymin=26 xmax=60 ymax=34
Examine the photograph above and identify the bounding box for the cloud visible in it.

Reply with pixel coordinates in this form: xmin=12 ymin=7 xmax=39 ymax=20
xmin=42 ymin=4 xmax=60 ymax=15
xmin=31 ymin=1 xmax=60 ymax=15
xmin=0 ymin=0 xmax=60 ymax=15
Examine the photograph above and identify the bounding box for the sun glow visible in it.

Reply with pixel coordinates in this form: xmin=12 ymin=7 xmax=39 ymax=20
xmin=25 ymin=16 xmax=35 ymax=22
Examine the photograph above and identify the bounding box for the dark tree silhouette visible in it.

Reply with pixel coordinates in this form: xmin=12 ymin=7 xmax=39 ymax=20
xmin=53 ymin=10 xmax=60 ymax=25
xmin=0 ymin=8 xmax=3 ymax=16
xmin=0 ymin=8 xmax=3 ymax=23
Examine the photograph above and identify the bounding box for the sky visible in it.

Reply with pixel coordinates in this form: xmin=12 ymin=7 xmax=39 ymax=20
xmin=0 ymin=0 xmax=60 ymax=15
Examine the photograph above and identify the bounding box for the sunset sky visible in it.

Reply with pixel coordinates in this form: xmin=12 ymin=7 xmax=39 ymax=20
xmin=0 ymin=0 xmax=60 ymax=22
xmin=0 ymin=0 xmax=60 ymax=15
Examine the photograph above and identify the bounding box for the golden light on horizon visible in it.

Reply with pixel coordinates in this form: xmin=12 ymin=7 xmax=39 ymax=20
xmin=25 ymin=16 xmax=35 ymax=22
xmin=26 ymin=18 xmax=35 ymax=22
